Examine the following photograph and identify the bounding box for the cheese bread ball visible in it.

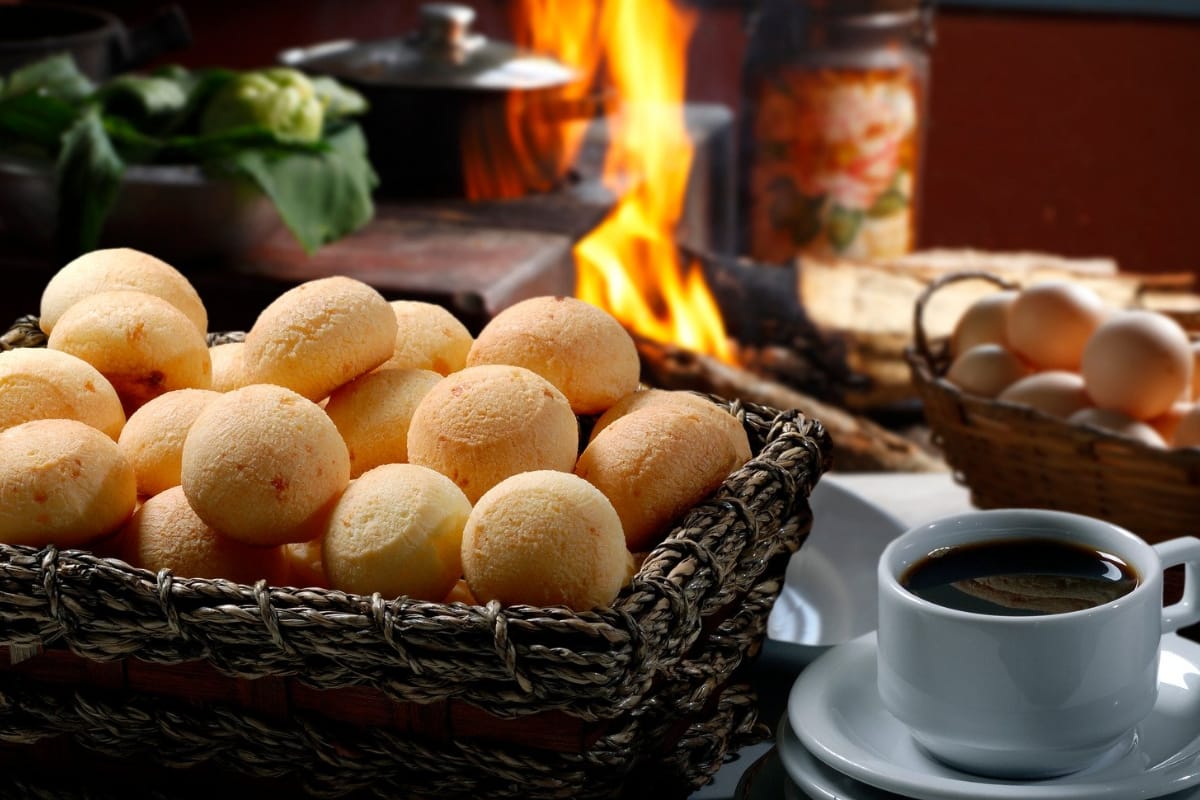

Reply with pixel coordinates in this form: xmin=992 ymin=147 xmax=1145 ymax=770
xmin=0 ymin=418 xmax=137 ymax=547
xmin=462 ymin=470 xmax=628 ymax=611
xmin=181 ymin=384 xmax=351 ymax=546
xmin=444 ymin=578 xmax=478 ymax=605
xmin=0 ymin=347 xmax=125 ymax=439
xmin=466 ymin=296 xmax=640 ymax=415
xmin=407 ymin=364 xmax=579 ymax=503
xmin=243 ymin=276 xmax=397 ymax=402
xmin=576 ymin=403 xmax=751 ymax=552
xmin=323 ymin=463 xmax=472 ymax=600
xmin=47 ymin=290 xmax=212 ymax=412
xmin=119 ymin=486 xmax=284 ymax=584
xmin=589 ymin=388 xmax=751 ymax=463
xmin=208 ymin=342 xmax=248 ymax=393
xmin=40 ymin=247 xmax=207 ymax=335
xmin=324 ymin=367 xmax=441 ymax=478
xmin=118 ymin=388 xmax=222 ymax=497
xmin=379 ymin=300 xmax=473 ymax=375
xmin=281 ymin=537 xmax=328 ymax=588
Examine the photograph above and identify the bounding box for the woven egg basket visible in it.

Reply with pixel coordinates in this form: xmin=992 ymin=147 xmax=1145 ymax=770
xmin=906 ymin=271 xmax=1200 ymax=544
xmin=0 ymin=316 xmax=832 ymax=799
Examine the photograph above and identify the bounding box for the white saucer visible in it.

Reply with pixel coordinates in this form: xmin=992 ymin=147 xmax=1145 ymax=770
xmin=778 ymin=717 xmax=908 ymax=800
xmin=767 ymin=479 xmax=907 ymax=660
xmin=777 ymin=716 xmax=1200 ymax=800
xmin=785 ymin=631 xmax=1200 ymax=800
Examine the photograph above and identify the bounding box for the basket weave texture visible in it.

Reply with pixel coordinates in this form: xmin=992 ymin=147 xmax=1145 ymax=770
xmin=907 ymin=272 xmax=1200 ymax=543
xmin=0 ymin=315 xmax=832 ymax=799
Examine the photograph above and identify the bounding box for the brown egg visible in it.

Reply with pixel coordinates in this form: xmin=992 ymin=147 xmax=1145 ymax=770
xmin=1081 ymin=310 xmax=1192 ymax=421
xmin=1172 ymin=405 xmax=1200 ymax=448
xmin=1067 ymin=407 xmax=1166 ymax=448
xmin=1191 ymin=341 xmax=1200 ymax=402
xmin=950 ymin=290 xmax=1017 ymax=358
xmin=1006 ymin=282 xmax=1106 ymax=370
xmin=997 ymin=371 xmax=1091 ymax=419
xmin=945 ymin=344 xmax=1032 ymax=398
xmin=1150 ymin=402 xmax=1192 ymax=444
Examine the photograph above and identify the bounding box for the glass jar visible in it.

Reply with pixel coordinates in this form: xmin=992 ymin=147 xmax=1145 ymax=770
xmin=739 ymin=0 xmax=934 ymax=263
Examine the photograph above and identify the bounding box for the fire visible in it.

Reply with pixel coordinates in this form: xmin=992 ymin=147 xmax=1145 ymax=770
xmin=508 ymin=0 xmax=734 ymax=363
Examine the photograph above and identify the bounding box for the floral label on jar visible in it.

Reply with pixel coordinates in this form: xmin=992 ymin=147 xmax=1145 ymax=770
xmin=747 ymin=67 xmax=921 ymax=263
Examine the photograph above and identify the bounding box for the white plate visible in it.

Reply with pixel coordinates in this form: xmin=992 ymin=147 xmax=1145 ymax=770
xmin=786 ymin=632 xmax=1200 ymax=800
xmin=767 ymin=479 xmax=908 ymax=659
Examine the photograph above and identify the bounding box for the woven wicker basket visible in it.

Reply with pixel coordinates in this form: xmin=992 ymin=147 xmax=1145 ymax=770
xmin=0 ymin=316 xmax=832 ymax=799
xmin=907 ymin=271 xmax=1200 ymax=543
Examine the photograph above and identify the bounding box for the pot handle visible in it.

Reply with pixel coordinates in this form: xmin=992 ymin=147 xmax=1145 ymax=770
xmin=111 ymin=4 xmax=192 ymax=74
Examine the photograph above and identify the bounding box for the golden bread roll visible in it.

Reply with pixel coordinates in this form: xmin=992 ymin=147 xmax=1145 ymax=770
xmin=443 ymin=577 xmax=478 ymax=605
xmin=242 ymin=276 xmax=397 ymax=401
xmin=324 ymin=367 xmax=441 ymax=478
xmin=118 ymin=486 xmax=284 ymax=583
xmin=576 ymin=403 xmax=751 ymax=551
xmin=0 ymin=347 xmax=125 ymax=439
xmin=0 ymin=418 xmax=137 ymax=547
xmin=466 ymin=296 xmax=640 ymax=415
xmin=47 ymin=290 xmax=212 ymax=412
xmin=208 ymin=341 xmax=248 ymax=393
xmin=379 ymin=300 xmax=474 ymax=375
xmin=323 ymin=463 xmax=472 ymax=600
xmin=118 ymin=388 xmax=222 ymax=497
xmin=281 ymin=537 xmax=328 ymax=588
xmin=461 ymin=470 xmax=629 ymax=611
xmin=181 ymin=384 xmax=351 ymax=546
xmin=407 ymin=364 xmax=579 ymax=503
xmin=40 ymin=247 xmax=207 ymax=335
xmin=589 ymin=389 xmax=751 ymax=463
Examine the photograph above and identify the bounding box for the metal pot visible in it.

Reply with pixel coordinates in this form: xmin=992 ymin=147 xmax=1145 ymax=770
xmin=0 ymin=2 xmax=191 ymax=81
xmin=279 ymin=3 xmax=590 ymax=200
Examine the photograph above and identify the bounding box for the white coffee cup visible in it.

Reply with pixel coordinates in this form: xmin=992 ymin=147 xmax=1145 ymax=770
xmin=876 ymin=508 xmax=1200 ymax=779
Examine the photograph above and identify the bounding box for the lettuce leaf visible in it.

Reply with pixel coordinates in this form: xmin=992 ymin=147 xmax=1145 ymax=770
xmin=0 ymin=55 xmax=374 ymax=257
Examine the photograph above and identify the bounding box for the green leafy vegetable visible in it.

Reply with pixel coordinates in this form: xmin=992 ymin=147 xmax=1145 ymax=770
xmin=200 ymin=67 xmax=325 ymax=144
xmin=0 ymin=55 xmax=374 ymax=256
xmin=56 ymin=106 xmax=123 ymax=258
xmin=231 ymin=124 xmax=376 ymax=253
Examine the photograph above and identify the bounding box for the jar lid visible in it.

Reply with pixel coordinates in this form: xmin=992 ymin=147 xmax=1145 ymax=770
xmin=278 ymin=2 xmax=578 ymax=92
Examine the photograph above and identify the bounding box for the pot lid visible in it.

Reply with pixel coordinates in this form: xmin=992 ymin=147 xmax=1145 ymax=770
xmin=278 ymin=3 xmax=579 ymax=92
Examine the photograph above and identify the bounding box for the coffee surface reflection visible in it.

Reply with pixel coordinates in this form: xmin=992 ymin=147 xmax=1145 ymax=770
xmin=901 ymin=537 xmax=1138 ymax=616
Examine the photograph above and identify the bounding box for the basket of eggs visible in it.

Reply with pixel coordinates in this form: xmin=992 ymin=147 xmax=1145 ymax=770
xmin=906 ymin=270 xmax=1200 ymax=543
xmin=0 ymin=248 xmax=830 ymax=798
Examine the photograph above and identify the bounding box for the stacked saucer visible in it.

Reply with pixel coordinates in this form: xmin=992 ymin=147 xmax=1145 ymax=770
xmin=776 ymin=632 xmax=1200 ymax=800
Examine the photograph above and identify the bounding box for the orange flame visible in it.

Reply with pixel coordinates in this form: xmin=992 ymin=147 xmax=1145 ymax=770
xmin=507 ymin=0 xmax=734 ymax=363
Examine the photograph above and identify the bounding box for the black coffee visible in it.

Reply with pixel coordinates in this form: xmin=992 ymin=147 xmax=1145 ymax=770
xmin=900 ymin=537 xmax=1138 ymax=616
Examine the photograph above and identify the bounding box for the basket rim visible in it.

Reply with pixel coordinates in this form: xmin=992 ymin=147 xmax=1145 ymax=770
xmin=907 ymin=270 xmax=1200 ymax=464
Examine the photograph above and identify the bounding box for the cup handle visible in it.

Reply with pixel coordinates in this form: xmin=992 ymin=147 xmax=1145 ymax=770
xmin=1154 ymin=537 xmax=1200 ymax=633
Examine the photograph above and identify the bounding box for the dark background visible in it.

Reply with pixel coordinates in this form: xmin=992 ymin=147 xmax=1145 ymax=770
xmin=8 ymin=0 xmax=1200 ymax=277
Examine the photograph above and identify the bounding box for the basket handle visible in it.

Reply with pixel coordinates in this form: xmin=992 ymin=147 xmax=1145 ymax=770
xmin=912 ymin=270 xmax=1020 ymax=374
